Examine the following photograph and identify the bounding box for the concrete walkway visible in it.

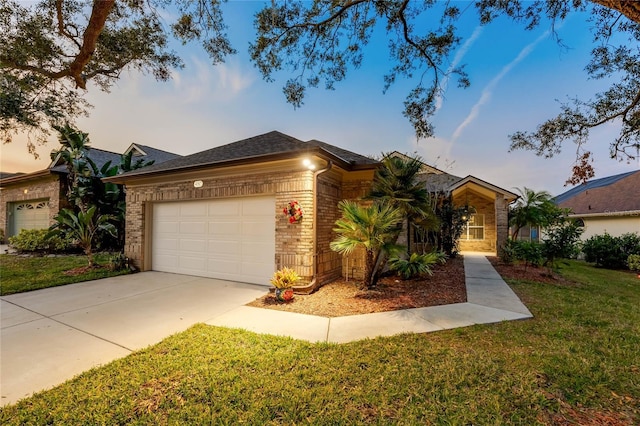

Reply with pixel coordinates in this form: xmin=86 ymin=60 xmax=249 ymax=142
xmin=209 ymin=253 xmax=532 ymax=343
xmin=1 ymin=252 xmax=531 ymax=406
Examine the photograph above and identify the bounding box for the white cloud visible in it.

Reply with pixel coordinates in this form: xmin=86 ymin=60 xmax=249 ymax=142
xmin=451 ymin=29 xmax=551 ymax=142
xmin=435 ymin=25 xmax=484 ymax=112
xmin=169 ymin=57 xmax=255 ymax=104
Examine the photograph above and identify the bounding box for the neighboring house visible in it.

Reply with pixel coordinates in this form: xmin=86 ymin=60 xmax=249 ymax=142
xmin=0 ymin=144 xmax=180 ymax=238
xmin=105 ymin=132 xmax=517 ymax=289
xmin=555 ymin=170 xmax=640 ymax=240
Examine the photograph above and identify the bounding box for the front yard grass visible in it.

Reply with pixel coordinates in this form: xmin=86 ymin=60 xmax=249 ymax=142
xmin=1 ymin=260 xmax=638 ymax=424
xmin=0 ymin=253 xmax=130 ymax=295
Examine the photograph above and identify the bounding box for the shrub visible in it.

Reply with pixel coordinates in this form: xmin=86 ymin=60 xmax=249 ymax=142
xmin=518 ymin=241 xmax=544 ymax=267
xmin=0 ymin=228 xmax=5 ymax=244
xmin=8 ymin=229 xmax=75 ymax=253
xmin=628 ymin=254 xmax=640 ymax=272
xmin=542 ymin=219 xmax=584 ymax=270
xmin=107 ymin=252 xmax=130 ymax=271
xmin=582 ymin=233 xmax=640 ymax=269
xmin=500 ymin=240 xmax=519 ymax=265
xmin=270 ymin=267 xmax=300 ymax=289
xmin=388 ymin=251 xmax=447 ymax=279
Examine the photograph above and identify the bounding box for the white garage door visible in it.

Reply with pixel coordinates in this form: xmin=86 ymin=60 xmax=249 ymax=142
xmin=10 ymin=200 xmax=50 ymax=237
xmin=152 ymin=196 xmax=275 ymax=285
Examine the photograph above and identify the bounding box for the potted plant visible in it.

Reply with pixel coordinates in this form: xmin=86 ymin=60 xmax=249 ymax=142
xmin=270 ymin=267 xmax=299 ymax=301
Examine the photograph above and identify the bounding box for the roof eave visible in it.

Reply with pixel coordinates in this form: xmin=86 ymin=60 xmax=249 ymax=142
xmin=569 ymin=210 xmax=640 ymax=218
xmin=0 ymin=169 xmax=57 ymax=186
xmin=104 ymin=146 xmax=377 ymax=184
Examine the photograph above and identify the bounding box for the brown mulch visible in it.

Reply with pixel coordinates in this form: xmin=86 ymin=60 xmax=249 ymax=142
xmin=487 ymin=257 xmax=575 ymax=285
xmin=246 ymin=256 xmax=467 ymax=317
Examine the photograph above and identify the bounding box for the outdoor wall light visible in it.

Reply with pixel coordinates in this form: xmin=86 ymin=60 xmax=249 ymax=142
xmin=23 ymin=189 xmax=28 ymax=194
xmin=302 ymin=158 xmax=316 ymax=170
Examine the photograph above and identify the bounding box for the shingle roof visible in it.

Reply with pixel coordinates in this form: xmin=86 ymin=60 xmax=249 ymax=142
xmin=307 ymin=139 xmax=378 ymax=166
xmin=127 ymin=144 xmax=182 ymax=164
xmin=50 ymin=148 xmax=122 ymax=173
xmin=555 ymin=170 xmax=640 ymax=214
xmin=114 ymin=131 xmax=379 ymax=179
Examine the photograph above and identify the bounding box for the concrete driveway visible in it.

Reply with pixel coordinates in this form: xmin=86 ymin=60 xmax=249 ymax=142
xmin=0 ymin=272 xmax=267 ymax=406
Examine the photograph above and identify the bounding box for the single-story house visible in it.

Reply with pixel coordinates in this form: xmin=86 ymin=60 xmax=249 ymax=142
xmin=0 ymin=143 xmax=180 ymax=238
xmin=555 ymin=170 xmax=640 ymax=239
xmin=105 ymin=132 xmax=517 ymax=289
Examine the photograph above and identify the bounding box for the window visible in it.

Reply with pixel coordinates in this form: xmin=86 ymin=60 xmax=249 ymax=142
xmin=462 ymin=214 xmax=484 ymax=240
xmin=515 ymin=225 xmax=540 ymax=242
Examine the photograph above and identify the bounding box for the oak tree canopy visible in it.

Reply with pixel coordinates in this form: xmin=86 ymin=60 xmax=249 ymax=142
xmin=1 ymin=0 xmax=638 ymax=183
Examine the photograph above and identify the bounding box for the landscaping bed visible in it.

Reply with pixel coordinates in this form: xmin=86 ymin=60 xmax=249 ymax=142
xmin=247 ymin=256 xmax=466 ymax=316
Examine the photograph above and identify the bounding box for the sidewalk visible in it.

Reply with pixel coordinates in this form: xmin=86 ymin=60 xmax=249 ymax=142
xmin=208 ymin=253 xmax=533 ymax=343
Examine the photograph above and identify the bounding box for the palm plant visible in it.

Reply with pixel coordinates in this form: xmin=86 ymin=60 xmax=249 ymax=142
xmin=50 ymin=124 xmax=95 ymax=212
xmin=388 ymin=251 xmax=447 ymax=279
xmin=330 ymin=200 xmax=403 ymax=289
xmin=48 ymin=207 xmax=116 ymax=267
xmin=509 ymin=187 xmax=557 ymax=240
xmin=367 ymin=154 xmax=438 ymax=254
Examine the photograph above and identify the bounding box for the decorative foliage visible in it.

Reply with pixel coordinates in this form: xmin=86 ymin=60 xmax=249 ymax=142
xmin=48 ymin=207 xmax=116 ymax=267
xmin=582 ymin=232 xmax=640 ymax=269
xmin=330 ymin=200 xmax=404 ymax=289
xmin=628 ymin=254 xmax=640 ymax=272
xmin=388 ymin=251 xmax=447 ymax=279
xmin=283 ymin=200 xmax=304 ymax=223
xmin=270 ymin=267 xmax=300 ymax=289
xmin=8 ymin=229 xmax=75 ymax=253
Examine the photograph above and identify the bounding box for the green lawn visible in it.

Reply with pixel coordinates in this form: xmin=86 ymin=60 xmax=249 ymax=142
xmin=1 ymin=261 xmax=638 ymax=424
xmin=0 ymin=253 xmax=130 ymax=295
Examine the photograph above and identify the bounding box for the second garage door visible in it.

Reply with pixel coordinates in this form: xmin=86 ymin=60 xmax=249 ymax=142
xmin=152 ymin=196 xmax=275 ymax=285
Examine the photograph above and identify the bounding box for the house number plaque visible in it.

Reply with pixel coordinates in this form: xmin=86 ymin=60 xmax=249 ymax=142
xmin=193 ymin=180 xmax=203 ymax=188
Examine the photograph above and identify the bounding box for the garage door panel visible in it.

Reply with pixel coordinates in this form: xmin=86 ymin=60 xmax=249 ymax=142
xmin=154 ymin=254 xmax=178 ymax=268
xmin=180 ymin=203 xmax=208 ymax=216
xmin=155 ymin=238 xmax=178 ymax=250
xmin=155 ymin=220 xmax=179 ymax=234
xmin=207 ymin=259 xmax=240 ymax=274
xmin=209 ymin=199 xmax=241 ymax=215
xmin=179 ymin=221 xmax=207 ymax=234
xmin=208 ymin=240 xmax=240 ymax=256
xmin=208 ymin=221 xmax=241 ymax=235
xmin=179 ymin=238 xmax=207 ymax=252
xmin=156 ymin=204 xmax=180 ymax=216
xmin=153 ymin=196 xmax=275 ymax=285
xmin=242 ymin=221 xmax=273 ymax=237
xmin=178 ymin=255 xmax=207 ymax=271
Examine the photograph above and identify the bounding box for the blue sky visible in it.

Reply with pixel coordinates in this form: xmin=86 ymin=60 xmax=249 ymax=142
xmin=2 ymin=1 xmax=638 ymax=196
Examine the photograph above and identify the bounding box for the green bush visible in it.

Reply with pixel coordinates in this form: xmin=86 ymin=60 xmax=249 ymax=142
xmin=628 ymin=254 xmax=640 ymax=272
xmin=582 ymin=232 xmax=640 ymax=269
xmin=0 ymin=228 xmax=5 ymax=244
xmin=542 ymin=219 xmax=584 ymax=270
xmin=519 ymin=241 xmax=544 ymax=267
xmin=388 ymin=251 xmax=447 ymax=279
xmin=500 ymin=240 xmax=519 ymax=264
xmin=8 ymin=229 xmax=76 ymax=253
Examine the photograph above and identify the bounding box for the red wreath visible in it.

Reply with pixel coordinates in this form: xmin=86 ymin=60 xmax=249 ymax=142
xmin=283 ymin=200 xmax=304 ymax=223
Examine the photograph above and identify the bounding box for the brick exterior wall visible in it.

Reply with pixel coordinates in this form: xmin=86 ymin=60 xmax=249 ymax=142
xmin=123 ymin=165 xmax=375 ymax=286
xmin=453 ymin=189 xmax=497 ymax=253
xmin=315 ymin=170 xmax=343 ymax=285
xmin=338 ymin=176 xmax=375 ymax=281
xmin=0 ymin=174 xmax=67 ymax=238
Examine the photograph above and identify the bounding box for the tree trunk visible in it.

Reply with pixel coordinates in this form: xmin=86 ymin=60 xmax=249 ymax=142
xmin=363 ymin=250 xmax=376 ymax=290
